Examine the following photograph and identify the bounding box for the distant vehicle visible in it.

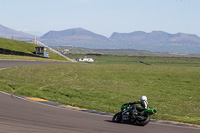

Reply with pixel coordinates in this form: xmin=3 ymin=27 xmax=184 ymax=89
xmin=76 ymin=57 xmax=95 ymax=62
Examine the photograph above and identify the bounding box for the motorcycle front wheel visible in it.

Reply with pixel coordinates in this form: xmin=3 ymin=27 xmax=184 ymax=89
xmin=135 ymin=114 xmax=150 ymax=126
xmin=112 ymin=112 xmax=122 ymax=123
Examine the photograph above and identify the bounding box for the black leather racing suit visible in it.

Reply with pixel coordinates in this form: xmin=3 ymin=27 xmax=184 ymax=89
xmin=123 ymin=100 xmax=148 ymax=112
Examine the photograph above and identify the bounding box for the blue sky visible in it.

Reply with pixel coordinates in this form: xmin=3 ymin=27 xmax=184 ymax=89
xmin=0 ymin=0 xmax=200 ymax=37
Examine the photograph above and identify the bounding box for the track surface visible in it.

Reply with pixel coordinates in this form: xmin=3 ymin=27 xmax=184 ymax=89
xmin=0 ymin=60 xmax=199 ymax=133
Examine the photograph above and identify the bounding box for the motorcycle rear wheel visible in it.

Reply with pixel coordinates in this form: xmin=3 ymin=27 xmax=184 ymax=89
xmin=135 ymin=114 xmax=150 ymax=126
xmin=112 ymin=112 xmax=122 ymax=123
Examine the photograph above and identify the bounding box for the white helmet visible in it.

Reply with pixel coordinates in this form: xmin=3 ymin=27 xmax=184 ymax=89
xmin=140 ymin=96 xmax=148 ymax=109
xmin=140 ymin=96 xmax=147 ymax=101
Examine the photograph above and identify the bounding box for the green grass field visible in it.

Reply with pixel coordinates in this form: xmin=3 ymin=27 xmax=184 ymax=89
xmin=53 ymin=46 xmax=200 ymax=58
xmin=0 ymin=56 xmax=199 ymax=124
xmin=68 ymin=54 xmax=200 ymax=66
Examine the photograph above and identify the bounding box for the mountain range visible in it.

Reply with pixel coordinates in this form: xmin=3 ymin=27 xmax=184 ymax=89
xmin=0 ymin=24 xmax=200 ymax=53
xmin=109 ymin=31 xmax=200 ymax=53
xmin=40 ymin=28 xmax=200 ymax=53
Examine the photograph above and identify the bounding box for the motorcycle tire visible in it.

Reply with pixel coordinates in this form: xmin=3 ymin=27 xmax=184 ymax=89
xmin=112 ymin=112 xmax=122 ymax=123
xmin=135 ymin=114 xmax=150 ymax=126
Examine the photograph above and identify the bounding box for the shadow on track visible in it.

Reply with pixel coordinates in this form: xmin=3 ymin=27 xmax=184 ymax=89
xmin=105 ymin=120 xmax=143 ymax=127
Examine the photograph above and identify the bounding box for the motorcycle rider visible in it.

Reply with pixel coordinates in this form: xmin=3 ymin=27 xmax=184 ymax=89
xmin=123 ymin=96 xmax=148 ymax=113
xmin=113 ymin=95 xmax=156 ymax=125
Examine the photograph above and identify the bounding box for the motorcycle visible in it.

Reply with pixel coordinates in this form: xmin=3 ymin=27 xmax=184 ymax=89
xmin=112 ymin=104 xmax=157 ymax=126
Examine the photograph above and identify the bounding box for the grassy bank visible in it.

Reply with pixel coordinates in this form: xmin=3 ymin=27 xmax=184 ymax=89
xmin=0 ymin=38 xmax=70 ymax=62
xmin=0 ymin=38 xmax=36 ymax=54
xmin=0 ymin=54 xmax=68 ymax=62
xmin=0 ymin=62 xmax=199 ymax=124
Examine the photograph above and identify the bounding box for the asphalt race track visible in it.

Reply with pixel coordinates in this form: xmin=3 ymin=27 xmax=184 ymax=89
xmin=0 ymin=60 xmax=199 ymax=133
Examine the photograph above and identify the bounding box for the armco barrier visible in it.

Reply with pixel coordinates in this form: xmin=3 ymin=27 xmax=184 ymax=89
xmin=0 ymin=48 xmax=44 ymax=58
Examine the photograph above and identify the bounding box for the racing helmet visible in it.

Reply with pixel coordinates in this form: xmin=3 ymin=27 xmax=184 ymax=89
xmin=140 ymin=96 xmax=147 ymax=102
xmin=140 ymin=96 xmax=148 ymax=109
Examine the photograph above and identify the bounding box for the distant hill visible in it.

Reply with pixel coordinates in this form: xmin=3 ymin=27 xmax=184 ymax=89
xmin=110 ymin=31 xmax=200 ymax=53
xmin=40 ymin=28 xmax=116 ymax=49
xmin=41 ymin=28 xmax=108 ymax=40
xmin=0 ymin=24 xmax=34 ymax=40
xmin=110 ymin=31 xmax=200 ymax=44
